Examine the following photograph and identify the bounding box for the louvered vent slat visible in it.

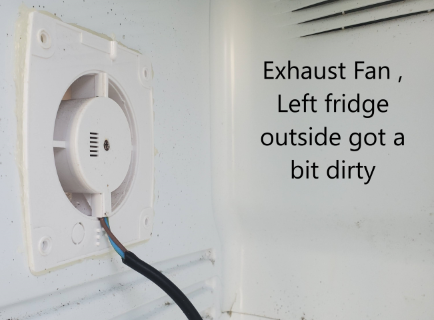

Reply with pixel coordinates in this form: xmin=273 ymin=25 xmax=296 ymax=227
xmin=90 ymin=132 xmax=98 ymax=157
xmin=285 ymin=0 xmax=434 ymax=37
xmin=293 ymin=0 xmax=342 ymax=12
xmin=299 ymin=0 xmax=405 ymax=24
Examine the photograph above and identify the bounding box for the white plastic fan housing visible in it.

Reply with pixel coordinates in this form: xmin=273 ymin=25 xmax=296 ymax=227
xmin=21 ymin=12 xmax=154 ymax=273
xmin=54 ymin=97 xmax=132 ymax=217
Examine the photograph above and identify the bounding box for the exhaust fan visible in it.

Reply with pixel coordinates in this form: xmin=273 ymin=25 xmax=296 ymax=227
xmin=21 ymin=12 xmax=154 ymax=273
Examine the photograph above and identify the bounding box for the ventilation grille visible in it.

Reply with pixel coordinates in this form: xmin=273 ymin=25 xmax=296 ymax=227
xmin=287 ymin=0 xmax=434 ymax=37
xmin=90 ymin=132 xmax=98 ymax=157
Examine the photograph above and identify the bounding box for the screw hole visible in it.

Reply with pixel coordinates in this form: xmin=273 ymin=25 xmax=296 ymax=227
xmin=37 ymin=30 xmax=51 ymax=49
xmin=143 ymin=68 xmax=148 ymax=79
xmin=38 ymin=236 xmax=53 ymax=255
xmin=144 ymin=217 xmax=149 ymax=227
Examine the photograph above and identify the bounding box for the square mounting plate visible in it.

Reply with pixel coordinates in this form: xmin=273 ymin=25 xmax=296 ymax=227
xmin=21 ymin=11 xmax=154 ymax=273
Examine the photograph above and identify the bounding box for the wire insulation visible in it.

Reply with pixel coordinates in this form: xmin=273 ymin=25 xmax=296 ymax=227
xmin=123 ymin=251 xmax=202 ymax=320
xmin=99 ymin=217 xmax=127 ymax=253
xmin=99 ymin=218 xmax=202 ymax=320
xmin=108 ymin=234 xmax=125 ymax=258
xmin=99 ymin=217 xmax=125 ymax=259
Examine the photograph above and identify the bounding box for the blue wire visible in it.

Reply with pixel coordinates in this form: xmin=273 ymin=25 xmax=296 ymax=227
xmin=104 ymin=217 xmax=125 ymax=259
xmin=108 ymin=236 xmax=125 ymax=258
xmin=105 ymin=217 xmax=124 ymax=258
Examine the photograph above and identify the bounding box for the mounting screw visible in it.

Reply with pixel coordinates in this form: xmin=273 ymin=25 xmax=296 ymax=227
xmin=104 ymin=139 xmax=110 ymax=151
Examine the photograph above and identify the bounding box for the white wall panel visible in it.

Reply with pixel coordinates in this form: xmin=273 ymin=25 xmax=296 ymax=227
xmin=210 ymin=1 xmax=434 ymax=319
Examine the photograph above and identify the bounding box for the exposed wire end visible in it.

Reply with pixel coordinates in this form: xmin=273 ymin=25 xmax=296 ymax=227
xmin=99 ymin=217 xmax=126 ymax=259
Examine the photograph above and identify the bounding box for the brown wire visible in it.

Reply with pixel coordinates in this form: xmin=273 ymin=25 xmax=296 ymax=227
xmin=99 ymin=217 xmax=127 ymax=253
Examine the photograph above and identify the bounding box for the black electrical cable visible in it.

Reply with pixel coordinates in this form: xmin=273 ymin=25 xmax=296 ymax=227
xmin=123 ymin=251 xmax=202 ymax=320
xmin=99 ymin=218 xmax=202 ymax=320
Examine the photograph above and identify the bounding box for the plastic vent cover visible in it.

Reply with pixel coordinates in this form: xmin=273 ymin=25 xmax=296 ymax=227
xmin=22 ymin=12 xmax=154 ymax=273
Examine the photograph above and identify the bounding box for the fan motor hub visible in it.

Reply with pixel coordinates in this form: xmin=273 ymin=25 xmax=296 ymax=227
xmin=54 ymin=97 xmax=132 ymax=195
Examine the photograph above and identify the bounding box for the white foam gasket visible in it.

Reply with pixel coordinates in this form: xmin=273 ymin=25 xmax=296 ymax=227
xmin=21 ymin=12 xmax=154 ymax=273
